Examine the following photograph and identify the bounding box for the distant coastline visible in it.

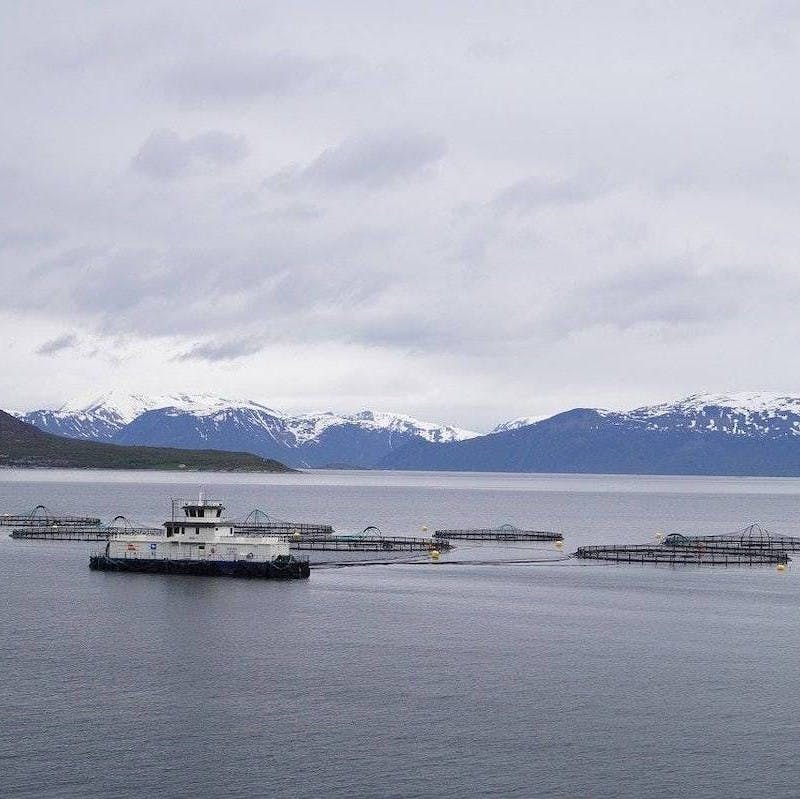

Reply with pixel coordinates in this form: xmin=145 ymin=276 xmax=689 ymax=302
xmin=0 ymin=411 xmax=295 ymax=473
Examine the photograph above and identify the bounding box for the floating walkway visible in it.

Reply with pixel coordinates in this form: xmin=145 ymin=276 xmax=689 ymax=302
xmin=1 ymin=505 xmax=101 ymax=528
xmin=434 ymin=524 xmax=563 ymax=542
xmin=576 ymin=543 xmax=789 ymax=565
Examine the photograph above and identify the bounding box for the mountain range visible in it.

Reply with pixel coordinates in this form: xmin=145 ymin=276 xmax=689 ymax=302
xmin=17 ymin=391 xmax=477 ymax=469
xmin=15 ymin=391 xmax=800 ymax=476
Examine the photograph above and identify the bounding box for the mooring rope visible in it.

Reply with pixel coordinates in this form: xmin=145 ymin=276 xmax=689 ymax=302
xmin=313 ymin=554 xmax=576 ymax=570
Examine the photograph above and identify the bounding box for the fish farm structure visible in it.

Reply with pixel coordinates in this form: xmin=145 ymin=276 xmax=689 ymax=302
xmin=433 ymin=524 xmax=563 ymax=542
xmin=576 ymin=543 xmax=789 ymax=565
xmin=286 ymin=526 xmax=451 ymax=552
xmin=10 ymin=515 xmax=161 ymax=541
xmin=290 ymin=535 xmax=451 ymax=552
xmin=232 ymin=508 xmax=334 ymax=537
xmin=0 ymin=505 xmax=101 ymax=528
xmin=661 ymin=524 xmax=800 ymax=552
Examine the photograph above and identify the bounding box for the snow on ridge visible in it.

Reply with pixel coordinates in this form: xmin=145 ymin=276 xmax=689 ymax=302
xmin=58 ymin=391 xmax=280 ymax=423
xmin=491 ymin=415 xmax=546 ymax=433
xmin=628 ymin=392 xmax=800 ymax=419
xmin=286 ymin=409 xmax=478 ymax=443
xmin=285 ymin=412 xmax=346 ymax=443
xmin=347 ymin=409 xmax=478 ymax=441
xmin=40 ymin=393 xmax=478 ymax=443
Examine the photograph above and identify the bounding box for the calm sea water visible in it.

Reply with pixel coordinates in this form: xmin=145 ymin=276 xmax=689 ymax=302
xmin=1 ymin=469 xmax=799 ymax=799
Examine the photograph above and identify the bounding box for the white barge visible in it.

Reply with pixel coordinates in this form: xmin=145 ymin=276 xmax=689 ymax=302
xmin=89 ymin=495 xmax=310 ymax=579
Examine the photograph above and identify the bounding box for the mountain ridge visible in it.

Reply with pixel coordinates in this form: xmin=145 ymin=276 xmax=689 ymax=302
xmin=18 ymin=392 xmax=478 ymax=469
xmin=16 ymin=391 xmax=800 ymax=475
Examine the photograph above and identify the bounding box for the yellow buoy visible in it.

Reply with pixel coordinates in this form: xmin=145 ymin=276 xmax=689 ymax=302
xmin=655 ymin=532 xmax=664 ymax=543
xmin=292 ymin=531 xmax=301 ymax=538
xmin=555 ymin=540 xmax=564 ymax=550
xmin=429 ymin=549 xmax=440 ymax=560
xmin=421 ymin=525 xmax=428 ymax=532
xmin=777 ymin=563 xmax=787 ymax=572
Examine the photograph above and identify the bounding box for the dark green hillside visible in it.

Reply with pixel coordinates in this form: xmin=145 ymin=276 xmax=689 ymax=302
xmin=0 ymin=410 xmax=294 ymax=472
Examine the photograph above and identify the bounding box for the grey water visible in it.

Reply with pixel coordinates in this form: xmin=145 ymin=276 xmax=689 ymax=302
xmin=2 ymin=469 xmax=800 ymax=799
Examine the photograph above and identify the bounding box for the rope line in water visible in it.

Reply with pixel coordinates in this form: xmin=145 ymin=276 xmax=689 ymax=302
xmin=314 ymin=554 xmax=575 ymax=569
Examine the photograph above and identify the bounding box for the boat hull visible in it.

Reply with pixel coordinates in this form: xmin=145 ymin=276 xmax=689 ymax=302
xmin=89 ymin=554 xmax=310 ymax=579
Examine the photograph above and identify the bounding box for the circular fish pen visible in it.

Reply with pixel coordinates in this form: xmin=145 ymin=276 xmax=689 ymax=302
xmin=663 ymin=523 xmax=800 ymax=552
xmin=576 ymin=543 xmax=789 ymax=566
xmin=433 ymin=524 xmax=563 ymax=542
xmin=0 ymin=504 xmax=101 ymax=527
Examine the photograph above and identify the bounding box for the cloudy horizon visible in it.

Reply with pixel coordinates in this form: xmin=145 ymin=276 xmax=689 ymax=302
xmin=4 ymin=2 xmax=800 ymax=430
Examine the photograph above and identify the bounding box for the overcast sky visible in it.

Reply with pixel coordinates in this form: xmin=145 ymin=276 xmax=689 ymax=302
xmin=3 ymin=2 xmax=800 ymax=430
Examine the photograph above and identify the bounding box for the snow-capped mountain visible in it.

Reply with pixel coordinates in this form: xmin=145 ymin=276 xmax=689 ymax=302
xmin=621 ymin=392 xmax=800 ymax=437
xmin=489 ymin=393 xmax=800 ymax=439
xmin=20 ymin=393 xmax=478 ymax=468
xmin=380 ymin=392 xmax=800 ymax=476
xmin=19 ymin=391 xmax=276 ymax=443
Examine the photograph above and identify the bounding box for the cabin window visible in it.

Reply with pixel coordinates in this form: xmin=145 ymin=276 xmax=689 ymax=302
xmin=197 ymin=509 xmax=205 ymax=518
xmin=216 ymin=509 xmax=222 ymax=517
xmin=198 ymin=544 xmax=205 ymax=550
xmin=166 ymin=526 xmax=173 ymax=538
xmin=195 ymin=527 xmax=200 ymax=535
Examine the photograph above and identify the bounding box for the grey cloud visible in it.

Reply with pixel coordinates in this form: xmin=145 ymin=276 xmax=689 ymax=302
xmin=737 ymin=0 xmax=800 ymax=49
xmin=36 ymin=334 xmax=78 ymax=355
xmin=132 ymin=129 xmax=247 ymax=179
xmin=263 ymin=203 xmax=325 ymax=223
xmin=0 ymin=227 xmax=60 ymax=251
xmin=547 ymin=263 xmax=747 ymax=336
xmin=279 ymin=130 xmax=447 ymax=190
xmin=493 ymin=173 xmax=611 ymax=213
xmin=159 ymin=51 xmax=349 ymax=104
xmin=467 ymin=38 xmax=527 ymax=61
xmin=176 ymin=338 xmax=264 ymax=362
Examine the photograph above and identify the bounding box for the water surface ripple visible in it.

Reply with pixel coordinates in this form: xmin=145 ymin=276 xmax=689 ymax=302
xmin=1 ymin=469 xmax=798 ymax=798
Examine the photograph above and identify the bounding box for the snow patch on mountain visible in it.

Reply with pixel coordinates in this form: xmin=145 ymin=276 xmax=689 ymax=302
xmin=622 ymin=392 xmax=800 ymax=437
xmin=59 ymin=390 xmax=278 ymax=423
xmin=286 ymin=409 xmax=477 ymax=444
xmin=491 ymin=415 xmax=547 ymax=434
xmin=628 ymin=392 xmax=800 ymax=419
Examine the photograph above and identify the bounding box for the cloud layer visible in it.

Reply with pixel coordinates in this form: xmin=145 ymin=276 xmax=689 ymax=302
xmin=3 ymin=3 xmax=800 ymax=427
